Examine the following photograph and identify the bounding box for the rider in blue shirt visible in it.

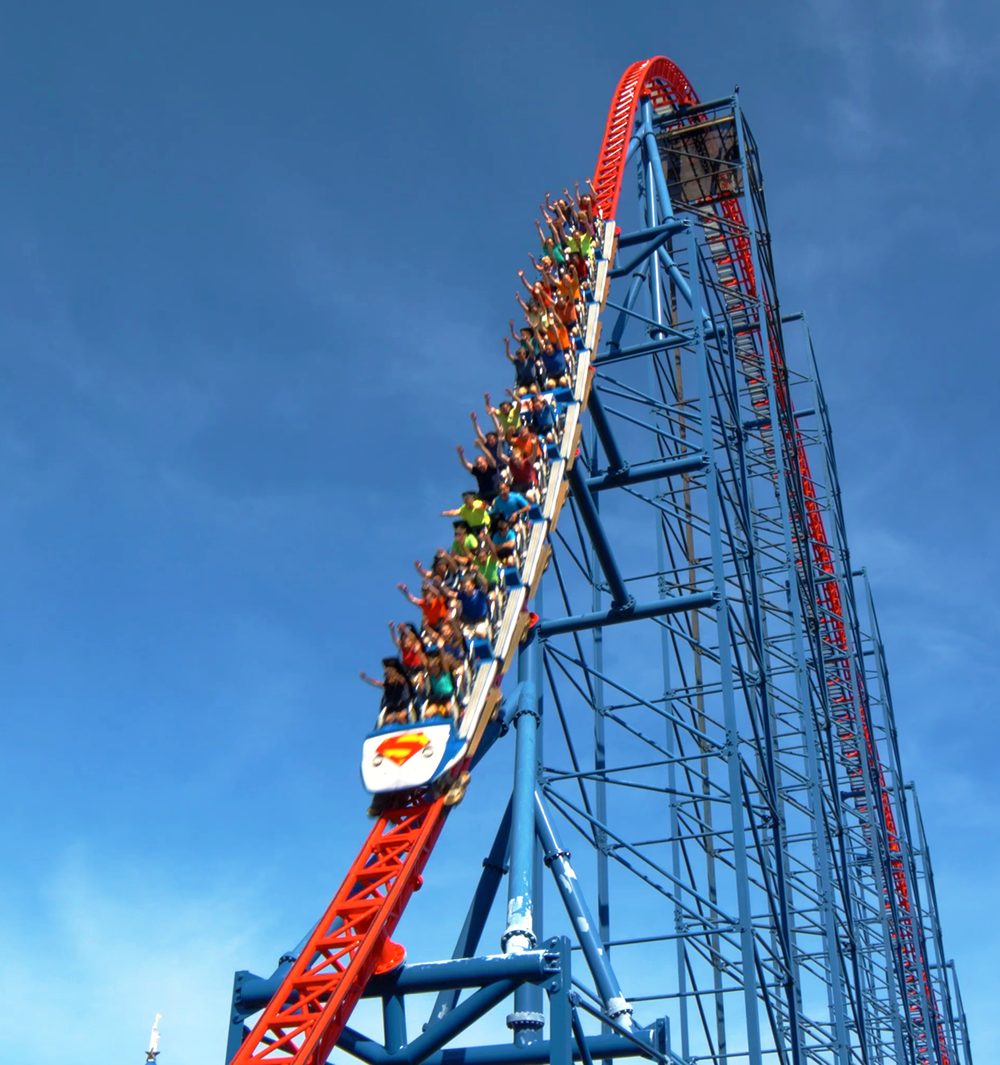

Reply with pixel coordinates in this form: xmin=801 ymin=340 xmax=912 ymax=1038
xmin=490 ymin=482 xmax=531 ymax=524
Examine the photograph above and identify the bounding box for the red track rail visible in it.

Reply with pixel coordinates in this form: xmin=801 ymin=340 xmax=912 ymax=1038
xmin=594 ymin=57 xmax=948 ymax=1065
xmin=230 ymin=798 xmax=447 ymax=1065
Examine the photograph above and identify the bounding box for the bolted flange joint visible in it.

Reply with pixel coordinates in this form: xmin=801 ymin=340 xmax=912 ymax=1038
xmin=506 ymin=1011 xmax=545 ymax=1031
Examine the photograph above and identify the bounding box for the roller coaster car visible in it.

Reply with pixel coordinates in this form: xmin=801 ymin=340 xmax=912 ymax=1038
xmin=361 ymin=711 xmax=467 ymax=796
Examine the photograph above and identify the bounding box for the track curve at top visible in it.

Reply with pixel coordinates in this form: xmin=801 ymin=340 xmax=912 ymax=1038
xmin=593 ymin=56 xmax=698 ymax=219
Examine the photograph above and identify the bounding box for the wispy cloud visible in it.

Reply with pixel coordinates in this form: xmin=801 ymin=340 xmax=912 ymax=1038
xmin=805 ymin=0 xmax=894 ymax=158
xmin=0 ymin=848 xmax=272 ymax=1065
xmin=894 ymin=0 xmax=1000 ymax=81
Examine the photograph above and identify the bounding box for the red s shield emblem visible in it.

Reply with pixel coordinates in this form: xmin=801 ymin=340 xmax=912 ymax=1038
xmin=376 ymin=732 xmax=430 ymax=766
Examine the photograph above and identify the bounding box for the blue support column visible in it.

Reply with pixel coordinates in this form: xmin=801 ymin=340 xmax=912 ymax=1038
xmin=226 ymin=972 xmax=251 ymax=1064
xmin=641 ymin=99 xmax=674 ymax=223
xmin=505 ymin=628 xmax=544 ymax=1044
xmin=504 ymin=676 xmax=538 ymax=956
xmin=546 ymin=937 xmax=574 ymax=1065
xmin=525 ymin=593 xmax=546 ymax=1045
xmin=687 ymin=220 xmax=763 ymax=1065
xmin=589 ymin=421 xmax=611 ymax=1065
xmin=382 ymin=993 xmax=407 ymax=1053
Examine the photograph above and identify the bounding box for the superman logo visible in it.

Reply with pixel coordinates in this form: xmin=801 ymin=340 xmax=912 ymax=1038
xmin=376 ymin=732 xmax=430 ymax=766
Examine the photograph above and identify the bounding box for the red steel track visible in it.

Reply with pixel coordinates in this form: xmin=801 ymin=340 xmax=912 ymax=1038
xmin=594 ymin=56 xmax=947 ymax=1065
xmin=230 ymin=798 xmax=447 ymax=1065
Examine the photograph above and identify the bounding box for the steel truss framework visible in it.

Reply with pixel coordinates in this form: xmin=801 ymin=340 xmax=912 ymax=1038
xmin=225 ymin=59 xmax=971 ymax=1065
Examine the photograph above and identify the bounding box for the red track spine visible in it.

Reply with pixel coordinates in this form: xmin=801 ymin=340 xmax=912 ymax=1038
xmin=230 ymin=798 xmax=448 ymax=1065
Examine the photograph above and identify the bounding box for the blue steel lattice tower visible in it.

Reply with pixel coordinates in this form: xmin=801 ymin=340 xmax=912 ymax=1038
xmin=224 ymin=57 xmax=972 ymax=1065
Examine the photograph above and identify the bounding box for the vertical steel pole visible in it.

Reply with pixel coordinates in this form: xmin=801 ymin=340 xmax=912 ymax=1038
xmin=589 ymin=421 xmax=610 ymax=955
xmin=506 ymin=664 xmax=537 ymax=958
xmin=505 ymin=590 xmax=546 ymax=1044
xmin=730 ymin=97 xmax=807 ymax=1065
xmin=588 ymin=417 xmax=612 ymax=1065
xmin=643 ymin=100 xmax=691 ymax=1061
xmin=382 ymin=993 xmax=407 ymax=1053
xmin=688 ymin=220 xmax=763 ymax=1065
xmin=529 ymin=585 xmax=545 ymax=1041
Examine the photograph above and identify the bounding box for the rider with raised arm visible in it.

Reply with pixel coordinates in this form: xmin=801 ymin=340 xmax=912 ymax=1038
xmin=359 ymin=658 xmax=415 ymax=726
xmin=442 ymin=490 xmax=491 ymax=536
xmin=397 ymin=580 xmax=451 ymax=634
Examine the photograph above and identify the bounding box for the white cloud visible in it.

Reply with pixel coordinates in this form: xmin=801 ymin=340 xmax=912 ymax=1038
xmin=0 ymin=848 xmax=272 ymax=1065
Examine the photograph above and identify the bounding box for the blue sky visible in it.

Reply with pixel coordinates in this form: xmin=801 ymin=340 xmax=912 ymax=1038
xmin=0 ymin=1 xmax=997 ymax=1061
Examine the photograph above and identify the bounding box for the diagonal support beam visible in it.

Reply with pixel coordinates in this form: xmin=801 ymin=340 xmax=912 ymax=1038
xmin=535 ymin=793 xmax=633 ymax=1027
xmin=566 ymin=464 xmax=632 ymax=609
xmin=427 ymin=799 xmax=512 ymax=1024
xmin=586 ymin=389 xmax=626 ymax=474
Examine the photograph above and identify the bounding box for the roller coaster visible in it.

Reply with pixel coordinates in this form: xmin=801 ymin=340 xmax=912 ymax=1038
xmin=222 ymin=56 xmax=973 ymax=1065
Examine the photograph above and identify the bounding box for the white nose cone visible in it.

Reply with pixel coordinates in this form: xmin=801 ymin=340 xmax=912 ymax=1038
xmin=361 ymin=724 xmax=453 ymax=793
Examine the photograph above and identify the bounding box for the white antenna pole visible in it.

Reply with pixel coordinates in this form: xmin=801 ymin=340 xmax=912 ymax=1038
xmin=145 ymin=1014 xmax=162 ymax=1062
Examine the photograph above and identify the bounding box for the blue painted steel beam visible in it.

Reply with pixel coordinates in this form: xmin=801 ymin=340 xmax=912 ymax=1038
xmin=383 ymin=994 xmax=407 ymax=1054
xmin=522 ymin=627 xmax=546 ymax=1043
xmin=586 ymin=390 xmax=626 ymax=473
xmin=571 ymin=1010 xmax=598 ymax=1065
xmin=535 ymin=793 xmax=633 ymax=1027
xmin=377 ymin=979 xmax=521 ymax=1065
xmin=607 ymin=273 xmax=647 ymax=354
xmin=586 ymin=453 xmax=708 ymax=493
xmin=565 ymin=464 xmax=632 ymax=609
xmin=742 ymin=407 xmax=814 ymax=431
xmin=653 ymin=247 xmax=720 ymax=340
xmin=538 ymin=591 xmax=717 ymax=638
xmin=615 ymin=220 xmax=686 ymax=249
xmin=231 ymin=970 xmax=289 ymax=1020
xmin=504 ymin=680 xmax=539 ymax=955
xmin=641 ymin=99 xmax=675 ymax=223
xmin=369 ymin=952 xmax=558 ymax=998
xmin=611 ymin=230 xmax=683 ymax=280
xmin=624 ymin=134 xmax=642 ymax=170
xmin=650 ymin=94 xmax=736 ymax=126
xmin=336 ymin=1030 xmax=660 ymax=1065
xmin=427 ymin=800 xmax=512 ymax=1024
xmin=596 ymin=336 xmax=691 ymax=366
xmin=547 ymin=936 xmax=573 ymax=1065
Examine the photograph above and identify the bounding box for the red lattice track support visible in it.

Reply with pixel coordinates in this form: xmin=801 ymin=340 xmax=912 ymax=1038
xmin=230 ymin=797 xmax=448 ymax=1065
xmin=593 ymin=56 xmax=949 ymax=1065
